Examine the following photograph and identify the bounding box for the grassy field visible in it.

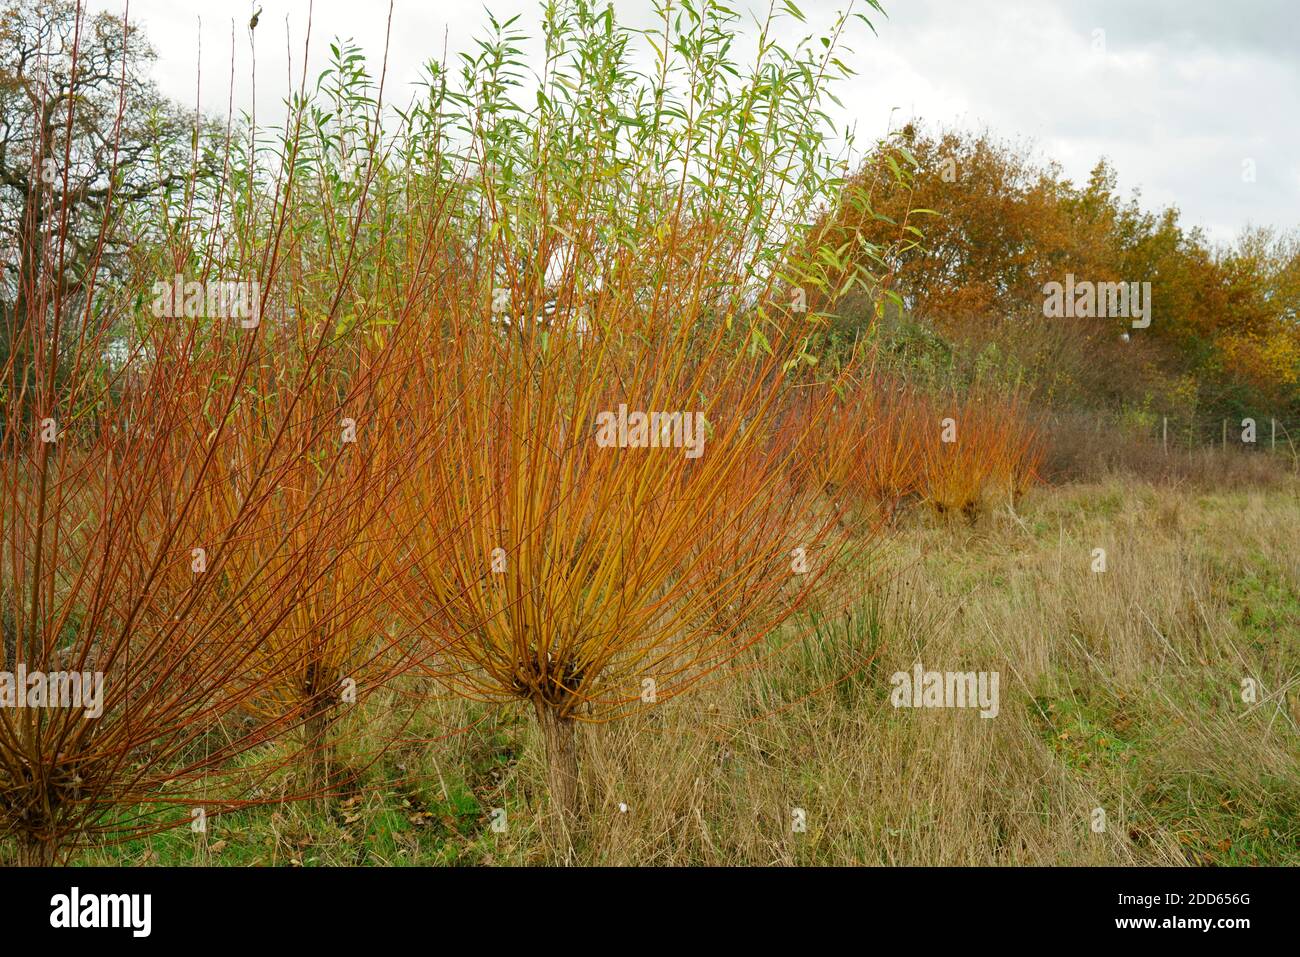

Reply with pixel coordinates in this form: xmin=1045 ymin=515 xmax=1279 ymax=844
xmin=7 ymin=0 xmax=1298 ymax=876
xmin=64 ymin=473 xmax=1299 ymax=867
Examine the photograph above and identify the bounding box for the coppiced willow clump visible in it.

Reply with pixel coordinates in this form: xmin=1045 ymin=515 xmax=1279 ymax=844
xmin=921 ymin=386 xmax=1044 ymax=517
xmin=823 ymin=376 xmax=1044 ymax=521
xmin=0 ymin=281 xmax=344 ymax=861
xmin=385 ymin=0 xmax=899 ymax=827
xmin=0 ymin=3 xmax=425 ymax=862
xmin=213 ymin=335 xmax=429 ymax=798
xmin=207 ymin=43 xmax=457 ymax=800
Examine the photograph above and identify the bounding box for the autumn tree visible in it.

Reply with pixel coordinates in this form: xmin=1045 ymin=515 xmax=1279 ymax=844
xmin=820 ymin=123 xmax=1300 ymax=424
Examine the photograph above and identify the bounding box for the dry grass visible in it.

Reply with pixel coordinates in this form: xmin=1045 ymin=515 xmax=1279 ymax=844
xmin=528 ymin=478 xmax=1299 ymax=865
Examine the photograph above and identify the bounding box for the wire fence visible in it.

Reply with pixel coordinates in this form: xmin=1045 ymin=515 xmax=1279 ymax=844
xmin=1155 ymin=415 xmax=1299 ymax=456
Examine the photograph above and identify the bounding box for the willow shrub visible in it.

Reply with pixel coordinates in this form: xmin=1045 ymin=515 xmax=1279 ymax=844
xmin=382 ymin=0 xmax=903 ymax=829
xmin=0 ymin=7 xmax=428 ymax=862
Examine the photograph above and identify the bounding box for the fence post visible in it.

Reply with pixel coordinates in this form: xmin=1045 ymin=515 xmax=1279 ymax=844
xmin=1272 ymin=418 xmax=1277 ymax=451
xmin=1222 ymin=418 xmax=1227 ymax=450
xmin=1162 ymin=416 xmax=1167 ymax=454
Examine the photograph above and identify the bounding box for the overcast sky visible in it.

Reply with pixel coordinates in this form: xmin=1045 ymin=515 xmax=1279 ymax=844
xmin=87 ymin=0 xmax=1299 ymax=245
